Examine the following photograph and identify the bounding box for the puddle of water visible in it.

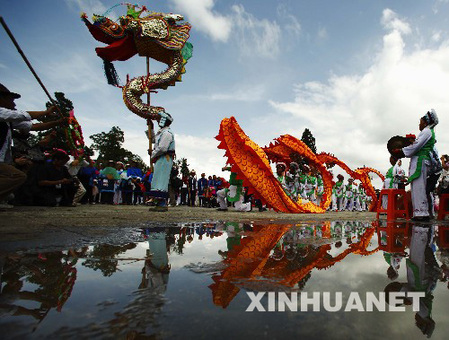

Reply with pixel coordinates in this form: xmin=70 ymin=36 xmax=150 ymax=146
xmin=1 ymin=221 xmax=449 ymax=339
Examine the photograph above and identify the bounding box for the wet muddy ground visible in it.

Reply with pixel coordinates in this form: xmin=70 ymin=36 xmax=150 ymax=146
xmin=0 ymin=205 xmax=376 ymax=245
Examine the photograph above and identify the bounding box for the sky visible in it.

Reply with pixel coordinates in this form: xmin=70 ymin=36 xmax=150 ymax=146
xmin=1 ymin=0 xmax=449 ymax=188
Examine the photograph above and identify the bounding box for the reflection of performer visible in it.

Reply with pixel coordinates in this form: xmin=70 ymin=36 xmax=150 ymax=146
xmin=385 ymin=225 xmax=441 ymax=338
xmin=216 ymin=166 xmax=251 ymax=212
xmin=140 ymin=230 xmax=170 ymax=291
xmin=148 ymin=112 xmax=175 ymax=212
xmin=383 ymin=252 xmax=405 ymax=281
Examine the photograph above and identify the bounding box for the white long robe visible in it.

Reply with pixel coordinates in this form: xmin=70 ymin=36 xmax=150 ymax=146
xmin=402 ymin=127 xmax=432 ymax=217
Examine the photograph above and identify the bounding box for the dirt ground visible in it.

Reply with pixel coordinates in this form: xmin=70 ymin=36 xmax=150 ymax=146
xmin=0 ymin=204 xmax=377 ymax=244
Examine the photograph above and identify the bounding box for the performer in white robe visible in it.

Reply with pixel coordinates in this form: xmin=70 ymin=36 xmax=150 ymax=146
xmin=331 ymin=174 xmax=345 ymax=211
xmin=285 ymin=162 xmax=300 ymax=201
xmin=148 ymin=112 xmax=175 ymax=211
xmin=393 ymin=109 xmax=439 ymax=220
xmin=342 ymin=178 xmax=354 ymax=211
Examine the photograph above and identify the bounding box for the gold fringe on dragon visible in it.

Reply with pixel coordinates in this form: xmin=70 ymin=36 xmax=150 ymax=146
xmin=216 ymin=117 xmax=384 ymax=213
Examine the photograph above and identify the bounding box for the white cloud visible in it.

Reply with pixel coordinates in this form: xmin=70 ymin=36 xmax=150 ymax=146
xmin=431 ymin=30 xmax=442 ymax=42
xmin=41 ymin=52 xmax=108 ymax=94
xmin=318 ymin=26 xmax=328 ymax=40
xmin=171 ymin=2 xmax=284 ymax=59
xmin=277 ymin=4 xmax=301 ymax=38
xmin=207 ymin=83 xmax=267 ymax=102
xmin=433 ymin=0 xmax=449 ymax=14
xmin=169 ymin=0 xmax=232 ymax=42
xmin=231 ymin=4 xmax=282 ymax=59
xmin=65 ymin=0 xmax=110 ymax=17
xmin=267 ymin=9 xmax=449 ymax=178
xmin=381 ymin=9 xmax=411 ymax=35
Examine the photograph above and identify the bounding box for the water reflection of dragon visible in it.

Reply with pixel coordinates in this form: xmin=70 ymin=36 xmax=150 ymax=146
xmin=216 ymin=117 xmax=384 ymax=213
xmin=81 ymin=5 xmax=193 ymax=120
xmin=209 ymin=223 xmax=378 ymax=308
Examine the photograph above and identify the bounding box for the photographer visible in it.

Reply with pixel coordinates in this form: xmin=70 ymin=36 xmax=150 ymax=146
xmin=35 ymin=150 xmax=76 ymax=206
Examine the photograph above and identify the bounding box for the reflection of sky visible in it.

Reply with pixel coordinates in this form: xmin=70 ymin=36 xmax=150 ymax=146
xmin=1 ymin=222 xmax=449 ymax=339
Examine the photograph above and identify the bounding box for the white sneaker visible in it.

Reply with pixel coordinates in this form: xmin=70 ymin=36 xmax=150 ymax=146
xmin=0 ymin=203 xmax=14 ymax=209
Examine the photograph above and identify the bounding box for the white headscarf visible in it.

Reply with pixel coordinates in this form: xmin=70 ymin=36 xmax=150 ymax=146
xmin=422 ymin=109 xmax=438 ymax=128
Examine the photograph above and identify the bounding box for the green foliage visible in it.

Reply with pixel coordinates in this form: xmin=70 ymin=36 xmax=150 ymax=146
xmin=89 ymin=126 xmax=147 ymax=170
xmin=45 ymin=92 xmax=74 ymax=115
xmin=36 ymin=92 xmax=75 ymax=153
xmin=301 ymin=128 xmax=317 ymax=154
xmin=175 ymin=158 xmax=190 ymax=178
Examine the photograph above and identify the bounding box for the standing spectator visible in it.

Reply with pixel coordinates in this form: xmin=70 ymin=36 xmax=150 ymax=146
xmin=120 ymin=163 xmax=133 ymax=205
xmin=142 ymin=168 xmax=153 ymax=203
xmin=437 ymin=154 xmax=449 ymax=195
xmin=180 ymin=176 xmax=188 ymax=205
xmin=113 ymin=161 xmax=125 ymax=205
xmin=127 ymin=160 xmax=143 ymax=178
xmin=129 ymin=160 xmax=144 ymax=205
xmin=188 ymin=170 xmax=197 ymax=206
xmin=133 ymin=177 xmax=144 ymax=204
xmin=100 ymin=160 xmax=120 ymax=180
xmin=99 ymin=160 xmax=119 ymax=204
xmin=78 ymin=160 xmax=98 ymax=204
xmin=393 ymin=159 xmax=407 ymax=190
xmin=197 ymin=173 xmax=208 ymax=207
xmin=168 ymin=166 xmax=181 ymax=207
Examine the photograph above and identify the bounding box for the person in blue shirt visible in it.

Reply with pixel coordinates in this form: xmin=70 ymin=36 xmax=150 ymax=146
xmin=126 ymin=160 xmax=143 ymax=178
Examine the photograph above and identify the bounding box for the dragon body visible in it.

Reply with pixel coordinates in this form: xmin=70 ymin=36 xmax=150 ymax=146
xmin=217 ymin=117 xmax=382 ymax=213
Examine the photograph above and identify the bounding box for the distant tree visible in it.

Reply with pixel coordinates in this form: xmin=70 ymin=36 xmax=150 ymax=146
xmin=83 ymin=144 xmax=95 ymax=158
xmin=89 ymin=126 xmax=146 ymax=169
xmin=82 ymin=243 xmax=136 ymax=277
xmin=175 ymin=158 xmax=190 ymax=178
xmin=301 ymin=128 xmax=317 ymax=154
xmin=45 ymin=92 xmax=74 ymax=115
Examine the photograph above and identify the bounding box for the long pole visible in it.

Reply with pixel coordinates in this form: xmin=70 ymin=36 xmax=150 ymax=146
xmin=0 ymin=16 xmax=62 ymax=116
xmin=146 ymin=56 xmax=153 ymax=169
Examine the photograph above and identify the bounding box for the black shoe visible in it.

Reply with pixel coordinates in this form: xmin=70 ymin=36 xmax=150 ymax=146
xmin=149 ymin=206 xmax=168 ymax=212
xmin=411 ymin=216 xmax=430 ymax=222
